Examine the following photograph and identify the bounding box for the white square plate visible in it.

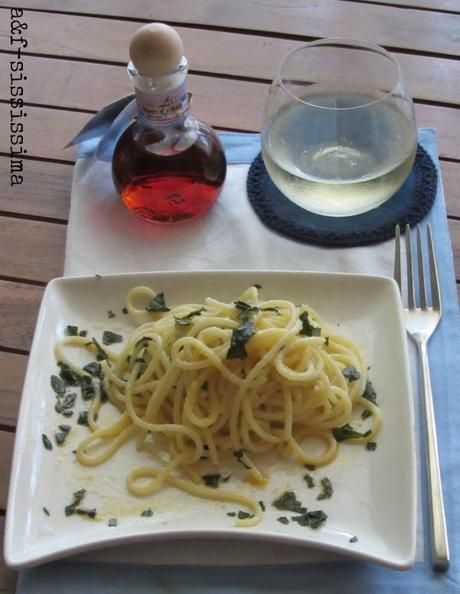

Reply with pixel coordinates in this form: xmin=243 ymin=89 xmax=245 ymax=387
xmin=4 ymin=271 xmax=415 ymax=570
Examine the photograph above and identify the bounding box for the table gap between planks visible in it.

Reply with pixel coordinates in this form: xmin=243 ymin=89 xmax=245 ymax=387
xmin=0 ymin=1 xmax=459 ymax=590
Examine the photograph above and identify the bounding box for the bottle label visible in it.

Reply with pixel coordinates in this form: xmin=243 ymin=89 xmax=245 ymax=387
xmin=136 ymin=80 xmax=189 ymax=126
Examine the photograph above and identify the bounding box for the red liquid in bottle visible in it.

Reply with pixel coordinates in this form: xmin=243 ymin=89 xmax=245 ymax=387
xmin=112 ymin=120 xmax=226 ymax=223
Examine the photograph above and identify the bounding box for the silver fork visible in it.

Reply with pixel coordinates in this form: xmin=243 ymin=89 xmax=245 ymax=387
xmin=395 ymin=224 xmax=449 ymax=570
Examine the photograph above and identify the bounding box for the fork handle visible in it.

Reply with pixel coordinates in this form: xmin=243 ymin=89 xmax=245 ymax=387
xmin=418 ymin=342 xmax=450 ymax=570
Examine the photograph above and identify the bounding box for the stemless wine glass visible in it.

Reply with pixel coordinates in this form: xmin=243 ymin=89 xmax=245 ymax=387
xmin=261 ymin=39 xmax=417 ymax=217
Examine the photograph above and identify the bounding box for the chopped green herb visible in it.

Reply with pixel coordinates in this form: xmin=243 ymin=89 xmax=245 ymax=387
xmin=277 ymin=516 xmax=289 ymax=525
xmin=59 ymin=424 xmax=71 ymax=433
xmin=174 ymin=308 xmax=205 ymax=326
xmin=108 ymin=518 xmax=118 ymax=527
xmin=303 ymin=474 xmax=315 ymax=489
xmin=42 ymin=434 xmax=53 ymax=450
xmin=55 ymin=392 xmax=77 ymax=414
xmin=234 ymin=300 xmax=278 ymax=321
xmin=102 ymin=331 xmax=123 ymax=346
xmin=349 ymin=536 xmax=358 ymax=543
xmin=91 ymin=337 xmax=108 ymax=361
xmin=201 ymin=381 xmax=208 ymax=391
xmin=202 ymin=474 xmax=222 ymax=489
xmin=361 ymin=409 xmax=372 ymax=420
xmin=58 ymin=362 xmax=80 ymax=386
xmin=62 ymin=410 xmax=74 ymax=418
xmin=122 ymin=307 xmax=128 ymax=314
xmin=366 ymin=442 xmax=377 ymax=451
xmin=50 ymin=374 xmax=66 ymax=396
xmin=95 ymin=274 xmax=101 ymax=279
xmin=65 ymin=489 xmax=89 ymax=517
xmin=83 ymin=362 xmax=103 ymax=378
xmin=227 ymin=317 xmax=256 ymax=360
xmin=227 ymin=512 xmax=236 ymax=517
xmin=332 ymin=423 xmax=371 ymax=442
xmin=54 ymin=431 xmax=69 ymax=445
xmin=71 ymin=489 xmax=86 ymax=507
xmin=233 ymin=449 xmax=250 ymax=470
xmin=107 ymin=310 xmax=115 ymax=319
xmin=272 ymin=491 xmax=306 ymax=514
xmin=254 ymin=284 xmax=262 ymax=290
xmin=76 ymin=508 xmax=97 ymax=519
xmin=299 ymin=311 xmax=321 ymax=337
xmin=237 ymin=511 xmax=254 ymax=520
xmin=342 ymin=366 xmax=360 ymax=383
xmin=259 ymin=501 xmax=266 ymax=511
xmin=43 ymin=507 xmax=50 ymax=516
xmin=79 ymin=330 xmax=88 ymax=337
xmin=222 ymin=475 xmax=231 ymax=483
xmin=79 ymin=375 xmax=95 ymax=400
xmin=234 ymin=299 xmax=258 ymax=318
xmin=141 ymin=508 xmax=153 ymax=517
xmin=362 ymin=381 xmax=377 ymax=405
xmin=78 ymin=411 xmax=89 ymax=426
xmin=99 ymin=380 xmax=109 ymax=403
xmin=64 ymin=326 xmax=87 ymax=336
xmin=292 ymin=510 xmax=327 ymax=529
xmin=145 ymin=292 xmax=170 ymax=312
xmin=317 ymin=477 xmax=333 ymax=500
xmin=304 ymin=464 xmax=316 ymax=471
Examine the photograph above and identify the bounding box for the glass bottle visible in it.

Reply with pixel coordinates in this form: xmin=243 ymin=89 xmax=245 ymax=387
xmin=112 ymin=23 xmax=226 ymax=223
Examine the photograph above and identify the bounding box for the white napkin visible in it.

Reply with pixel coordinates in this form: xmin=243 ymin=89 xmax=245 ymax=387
xmin=65 ymin=159 xmax=395 ymax=277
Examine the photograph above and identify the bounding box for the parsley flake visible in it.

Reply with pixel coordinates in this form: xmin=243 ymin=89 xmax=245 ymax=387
xmin=317 ymin=477 xmax=333 ymax=500
xmin=342 ymin=366 xmax=360 ymax=382
xmin=102 ymin=331 xmax=123 ymax=346
xmin=42 ymin=434 xmax=53 ymax=450
xmin=145 ymin=292 xmax=170 ymax=312
xmin=272 ymin=491 xmax=306 ymax=514
xmin=277 ymin=516 xmax=289 ymax=525
xmin=299 ymin=311 xmax=321 ymax=337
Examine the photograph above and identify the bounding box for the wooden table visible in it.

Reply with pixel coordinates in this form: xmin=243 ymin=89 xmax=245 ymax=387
xmin=1 ymin=1 xmax=459 ymax=590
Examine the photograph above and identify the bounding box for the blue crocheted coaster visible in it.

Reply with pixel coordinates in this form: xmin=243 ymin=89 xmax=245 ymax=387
xmin=246 ymin=145 xmax=437 ymax=247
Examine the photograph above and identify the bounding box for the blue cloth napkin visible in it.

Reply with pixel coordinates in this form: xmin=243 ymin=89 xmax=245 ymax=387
xmin=16 ymin=129 xmax=460 ymax=593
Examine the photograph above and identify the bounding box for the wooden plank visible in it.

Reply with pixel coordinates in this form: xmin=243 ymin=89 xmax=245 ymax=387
xmin=353 ymin=0 xmax=460 ymax=11
xmin=449 ymin=219 xmax=460 ymax=282
xmin=0 ymin=158 xmax=72 ymax=221
xmin=0 ymin=352 xmax=26 ymax=428
xmin=0 ymin=431 xmax=14 ymax=509
xmin=1 ymin=12 xmax=459 ymax=105
xmin=3 ymin=0 xmax=459 ymax=56
xmin=440 ymin=161 xmax=460 ymax=219
xmin=0 ymin=514 xmax=17 ymax=594
xmin=0 ymin=281 xmax=44 ymax=352
xmin=0 ymin=216 xmax=65 ymax=282
xmin=2 ymin=97 xmax=460 ymax=164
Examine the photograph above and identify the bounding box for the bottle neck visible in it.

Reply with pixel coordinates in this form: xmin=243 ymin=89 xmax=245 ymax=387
xmin=128 ymin=57 xmax=190 ymax=127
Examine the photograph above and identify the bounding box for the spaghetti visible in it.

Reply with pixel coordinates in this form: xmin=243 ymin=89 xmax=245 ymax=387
xmin=54 ymin=286 xmax=381 ymax=526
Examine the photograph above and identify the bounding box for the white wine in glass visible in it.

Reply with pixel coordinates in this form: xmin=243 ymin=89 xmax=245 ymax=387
xmin=262 ymin=40 xmax=417 ymax=217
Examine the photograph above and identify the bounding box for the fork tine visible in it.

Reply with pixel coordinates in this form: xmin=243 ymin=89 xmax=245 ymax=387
xmin=416 ymin=225 xmax=427 ymax=309
xmin=394 ymin=225 xmax=401 ymax=291
xmin=427 ymin=224 xmax=441 ymax=311
xmin=405 ymin=224 xmax=415 ymax=309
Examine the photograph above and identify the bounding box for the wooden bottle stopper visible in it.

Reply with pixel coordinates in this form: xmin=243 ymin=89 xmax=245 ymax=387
xmin=129 ymin=23 xmax=184 ymax=77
